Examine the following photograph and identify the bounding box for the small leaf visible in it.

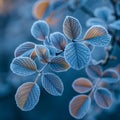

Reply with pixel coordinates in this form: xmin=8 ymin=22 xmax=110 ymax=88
xmin=84 ymin=25 xmax=111 ymax=47
xmin=30 ymin=50 xmax=37 ymax=60
xmin=86 ymin=65 xmax=103 ymax=79
xmin=14 ymin=42 xmax=35 ymax=58
xmin=50 ymin=32 xmax=67 ymax=50
xmin=41 ymin=73 xmax=64 ymax=96
xmin=10 ymin=57 xmax=37 ymax=76
xmin=102 ymin=69 xmax=119 ymax=83
xmin=109 ymin=20 xmax=120 ymax=30
xmin=94 ymin=88 xmax=112 ymax=109
xmin=50 ymin=56 xmax=70 ymax=72
xmin=72 ymin=78 xmax=93 ymax=93
xmin=63 ymin=16 xmax=82 ymax=40
xmin=64 ymin=42 xmax=91 ymax=70
xmin=31 ymin=20 xmax=49 ymax=41
xmin=35 ymin=45 xmax=50 ymax=63
xmin=69 ymin=95 xmax=91 ymax=119
xmin=15 ymin=82 xmax=40 ymax=111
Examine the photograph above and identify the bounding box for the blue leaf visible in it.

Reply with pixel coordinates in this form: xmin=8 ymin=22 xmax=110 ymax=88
xmin=15 ymin=82 xmax=40 ymax=111
xmin=31 ymin=20 xmax=49 ymax=41
xmin=10 ymin=57 xmax=37 ymax=76
xmin=50 ymin=32 xmax=67 ymax=50
xmin=84 ymin=25 xmax=111 ymax=47
xmin=63 ymin=16 xmax=82 ymax=40
xmin=46 ymin=45 xmax=58 ymax=56
xmin=35 ymin=45 xmax=50 ymax=63
xmin=69 ymin=95 xmax=91 ymax=119
xmin=50 ymin=56 xmax=70 ymax=72
xmin=116 ymin=1 xmax=120 ymax=16
xmin=64 ymin=42 xmax=91 ymax=70
xmin=72 ymin=78 xmax=93 ymax=93
xmin=102 ymin=69 xmax=119 ymax=83
xmin=109 ymin=20 xmax=120 ymax=30
xmin=41 ymin=73 xmax=64 ymax=96
xmin=94 ymin=88 xmax=112 ymax=109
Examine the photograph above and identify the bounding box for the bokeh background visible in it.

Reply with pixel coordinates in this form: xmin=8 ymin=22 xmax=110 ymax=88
xmin=0 ymin=0 xmax=120 ymax=120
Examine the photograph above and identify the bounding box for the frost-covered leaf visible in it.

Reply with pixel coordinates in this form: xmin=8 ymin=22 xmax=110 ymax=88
xmin=50 ymin=32 xmax=67 ymax=50
xmin=31 ymin=20 xmax=49 ymax=41
xmin=35 ymin=45 xmax=50 ymax=63
xmin=64 ymin=42 xmax=91 ymax=70
xmin=94 ymin=88 xmax=112 ymax=109
xmin=86 ymin=65 xmax=103 ymax=79
xmin=84 ymin=25 xmax=111 ymax=47
xmin=10 ymin=57 xmax=37 ymax=76
xmin=41 ymin=73 xmax=64 ymax=96
xmin=72 ymin=78 xmax=93 ymax=93
xmin=15 ymin=82 xmax=40 ymax=111
xmin=46 ymin=46 xmax=58 ymax=56
xmin=50 ymin=56 xmax=70 ymax=72
xmin=63 ymin=16 xmax=82 ymax=40
xmin=102 ymin=69 xmax=119 ymax=83
xmin=30 ymin=50 xmax=37 ymax=60
xmin=14 ymin=42 xmax=35 ymax=58
xmin=69 ymin=95 xmax=91 ymax=119
xmin=109 ymin=20 xmax=120 ymax=30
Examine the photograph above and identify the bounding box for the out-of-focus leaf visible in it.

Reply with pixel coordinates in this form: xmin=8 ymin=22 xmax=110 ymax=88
xmin=84 ymin=25 xmax=111 ymax=47
xmin=10 ymin=57 xmax=37 ymax=76
xmin=109 ymin=20 xmax=120 ymax=30
xmin=72 ymin=78 xmax=93 ymax=93
xmin=85 ymin=43 xmax=94 ymax=52
xmin=69 ymin=95 xmax=91 ymax=119
xmin=31 ymin=20 xmax=49 ymax=41
xmin=50 ymin=32 xmax=67 ymax=50
xmin=35 ymin=45 xmax=50 ymax=63
xmin=15 ymin=82 xmax=40 ymax=111
xmin=115 ymin=64 xmax=120 ymax=76
xmin=41 ymin=73 xmax=64 ymax=96
xmin=14 ymin=42 xmax=35 ymax=58
xmin=86 ymin=65 xmax=103 ymax=79
xmin=116 ymin=1 xmax=120 ymax=16
xmin=64 ymin=42 xmax=91 ymax=70
xmin=102 ymin=69 xmax=119 ymax=83
xmin=94 ymin=88 xmax=112 ymax=109
xmin=50 ymin=56 xmax=70 ymax=72
xmin=63 ymin=16 xmax=82 ymax=40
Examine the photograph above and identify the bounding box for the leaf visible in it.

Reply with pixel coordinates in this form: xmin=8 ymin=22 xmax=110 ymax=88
xmin=109 ymin=20 xmax=120 ymax=30
xmin=30 ymin=50 xmax=37 ymax=60
xmin=86 ymin=65 xmax=103 ymax=79
xmin=33 ymin=0 xmax=50 ymax=19
xmin=69 ymin=95 xmax=91 ymax=119
xmin=31 ymin=20 xmax=49 ymax=41
xmin=50 ymin=32 xmax=67 ymax=50
xmin=102 ymin=69 xmax=119 ymax=83
xmin=14 ymin=42 xmax=35 ymax=58
xmin=72 ymin=78 xmax=93 ymax=93
xmin=84 ymin=25 xmax=111 ymax=47
xmin=41 ymin=73 xmax=64 ymax=96
xmin=15 ymin=82 xmax=40 ymax=111
xmin=35 ymin=45 xmax=50 ymax=63
xmin=10 ymin=57 xmax=37 ymax=76
xmin=94 ymin=88 xmax=112 ymax=109
xmin=63 ymin=16 xmax=82 ymax=40
xmin=64 ymin=42 xmax=91 ymax=70
xmin=116 ymin=1 xmax=120 ymax=16
xmin=50 ymin=56 xmax=70 ymax=72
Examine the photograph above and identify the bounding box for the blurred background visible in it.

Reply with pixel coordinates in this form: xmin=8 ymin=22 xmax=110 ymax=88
xmin=0 ymin=0 xmax=120 ymax=120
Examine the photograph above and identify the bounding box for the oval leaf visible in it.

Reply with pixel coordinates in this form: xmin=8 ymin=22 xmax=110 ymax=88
xmin=50 ymin=56 xmax=70 ymax=72
xmin=86 ymin=65 xmax=103 ymax=79
xmin=69 ymin=95 xmax=91 ymax=119
xmin=10 ymin=57 xmax=37 ymax=76
xmin=64 ymin=42 xmax=91 ymax=70
xmin=94 ymin=88 xmax=112 ymax=109
xmin=50 ymin=32 xmax=67 ymax=50
xmin=84 ymin=25 xmax=111 ymax=47
xmin=102 ymin=69 xmax=119 ymax=83
xmin=41 ymin=73 xmax=64 ymax=96
xmin=63 ymin=16 xmax=82 ymax=40
xmin=31 ymin=20 xmax=49 ymax=41
xmin=72 ymin=78 xmax=93 ymax=93
xmin=15 ymin=82 xmax=40 ymax=111
xmin=35 ymin=45 xmax=50 ymax=63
